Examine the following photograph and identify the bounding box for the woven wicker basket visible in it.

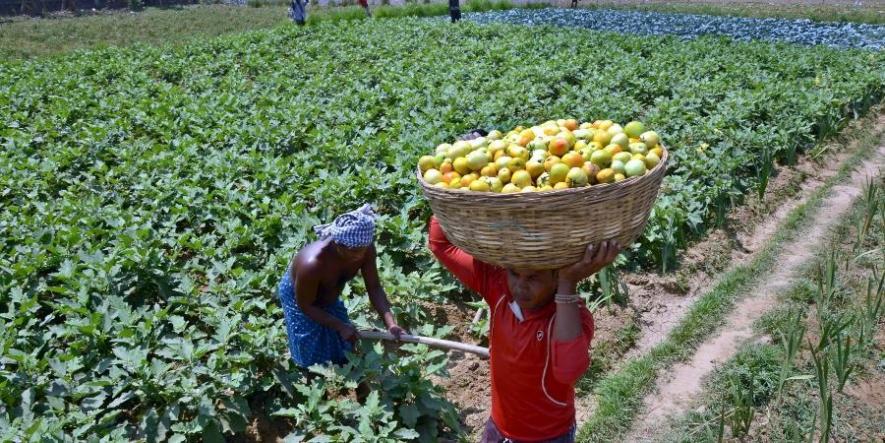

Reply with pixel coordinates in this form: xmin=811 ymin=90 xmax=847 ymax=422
xmin=419 ymin=149 xmax=668 ymax=270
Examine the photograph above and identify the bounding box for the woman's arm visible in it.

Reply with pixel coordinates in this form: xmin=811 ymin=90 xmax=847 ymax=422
xmin=361 ymin=245 xmax=406 ymax=339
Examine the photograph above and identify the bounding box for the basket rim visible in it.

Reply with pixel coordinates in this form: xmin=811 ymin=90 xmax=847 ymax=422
xmin=417 ymin=144 xmax=669 ymax=196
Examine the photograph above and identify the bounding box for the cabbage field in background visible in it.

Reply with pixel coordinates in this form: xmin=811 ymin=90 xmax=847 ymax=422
xmin=466 ymin=8 xmax=885 ymax=50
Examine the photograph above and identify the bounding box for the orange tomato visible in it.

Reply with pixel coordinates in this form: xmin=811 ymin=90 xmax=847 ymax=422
xmin=443 ymin=171 xmax=461 ymax=184
xmin=481 ymin=164 xmax=498 ymax=177
xmin=440 ymin=160 xmax=453 ymax=174
xmin=561 ymin=152 xmax=584 ymax=168
xmin=548 ymin=138 xmax=569 ymax=157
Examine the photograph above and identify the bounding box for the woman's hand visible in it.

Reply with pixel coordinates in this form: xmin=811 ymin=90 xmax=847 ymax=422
xmin=388 ymin=324 xmax=408 ymax=341
xmin=337 ymin=324 xmax=360 ymax=344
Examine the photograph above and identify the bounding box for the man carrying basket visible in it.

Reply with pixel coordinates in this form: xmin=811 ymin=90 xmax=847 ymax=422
xmin=428 ymin=217 xmax=619 ymax=442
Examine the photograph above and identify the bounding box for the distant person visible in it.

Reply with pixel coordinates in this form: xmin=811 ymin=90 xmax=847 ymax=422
xmin=358 ymin=0 xmax=371 ymax=17
xmin=449 ymin=0 xmax=460 ymax=22
xmin=278 ymin=204 xmax=406 ymax=368
xmin=290 ymin=0 xmax=307 ymax=25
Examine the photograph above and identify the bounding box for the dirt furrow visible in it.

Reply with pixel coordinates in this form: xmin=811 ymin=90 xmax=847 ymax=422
xmin=625 ymin=142 xmax=885 ymax=442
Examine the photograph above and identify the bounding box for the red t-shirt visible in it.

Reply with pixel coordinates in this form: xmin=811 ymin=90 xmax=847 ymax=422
xmin=428 ymin=217 xmax=594 ymax=441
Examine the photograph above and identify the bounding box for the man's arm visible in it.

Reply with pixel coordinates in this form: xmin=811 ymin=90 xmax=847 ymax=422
xmin=361 ymin=244 xmax=406 ymax=339
xmin=555 ymin=241 xmax=619 ymax=341
xmin=427 ymin=216 xmax=490 ymax=298
xmin=549 ymin=241 xmax=619 ymax=384
xmin=293 ymin=260 xmax=358 ymax=343
xmin=550 ymin=310 xmax=594 ymax=385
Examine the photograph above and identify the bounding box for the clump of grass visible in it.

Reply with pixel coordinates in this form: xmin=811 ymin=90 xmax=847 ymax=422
xmin=727 ymin=376 xmax=756 ymax=438
xmin=522 ymin=1 xmax=549 ymax=10
xmin=857 ymin=177 xmax=880 ymax=246
xmin=775 ymin=311 xmax=805 ymax=403
xmin=705 ymin=345 xmax=780 ymax=440
xmin=858 ymin=268 xmax=884 ymax=349
xmin=464 ymin=0 xmax=513 ymax=12
xmin=810 ymin=343 xmax=833 ymax=443
xmin=829 ymin=333 xmax=853 ymax=393
xmin=373 ymin=2 xmax=448 ymax=18
xmin=247 ymin=0 xmax=289 ymax=7
xmin=306 ymin=5 xmax=367 ymax=24
xmin=0 ymin=5 xmax=288 ymax=59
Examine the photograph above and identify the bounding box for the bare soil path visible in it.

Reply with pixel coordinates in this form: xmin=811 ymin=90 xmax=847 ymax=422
xmin=624 ymin=129 xmax=885 ymax=442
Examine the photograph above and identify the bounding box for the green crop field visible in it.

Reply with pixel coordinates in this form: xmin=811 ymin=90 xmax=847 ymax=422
xmin=1 ymin=12 xmax=884 ymax=443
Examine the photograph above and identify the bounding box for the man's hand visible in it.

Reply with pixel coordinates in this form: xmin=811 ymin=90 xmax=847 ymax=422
xmin=388 ymin=324 xmax=408 ymax=341
xmin=557 ymin=240 xmax=621 ymax=293
xmin=337 ymin=324 xmax=360 ymax=344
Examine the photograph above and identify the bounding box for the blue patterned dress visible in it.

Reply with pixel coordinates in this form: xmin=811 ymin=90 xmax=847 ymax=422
xmin=289 ymin=0 xmax=306 ymax=24
xmin=278 ymin=269 xmax=353 ymax=367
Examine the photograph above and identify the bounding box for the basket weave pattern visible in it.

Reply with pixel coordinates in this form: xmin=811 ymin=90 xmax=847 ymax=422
xmin=419 ymin=150 xmax=668 ymax=270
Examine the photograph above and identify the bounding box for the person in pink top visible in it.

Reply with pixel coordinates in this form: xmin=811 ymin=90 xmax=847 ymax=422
xmin=428 ymin=217 xmax=620 ymax=442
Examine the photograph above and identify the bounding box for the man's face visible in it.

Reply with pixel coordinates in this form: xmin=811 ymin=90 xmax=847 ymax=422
xmin=334 ymin=242 xmax=369 ymax=262
xmin=506 ymin=268 xmax=557 ymax=310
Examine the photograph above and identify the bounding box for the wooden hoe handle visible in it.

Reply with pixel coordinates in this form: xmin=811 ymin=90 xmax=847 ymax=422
xmin=358 ymin=329 xmax=490 ymax=359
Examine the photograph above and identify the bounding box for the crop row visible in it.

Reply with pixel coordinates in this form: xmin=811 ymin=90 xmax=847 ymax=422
xmin=466 ymin=8 xmax=885 ymax=50
xmin=1 ymin=18 xmax=883 ymax=441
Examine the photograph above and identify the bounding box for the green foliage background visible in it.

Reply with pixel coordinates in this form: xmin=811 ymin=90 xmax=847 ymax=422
xmin=1 ymin=17 xmax=883 ymax=440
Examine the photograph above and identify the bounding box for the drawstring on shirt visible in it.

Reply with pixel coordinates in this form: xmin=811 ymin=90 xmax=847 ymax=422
xmin=542 ymin=314 xmax=567 ymax=407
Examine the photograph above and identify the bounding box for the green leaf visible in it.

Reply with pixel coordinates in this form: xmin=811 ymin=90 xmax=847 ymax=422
xmin=398 ymin=403 xmax=419 ymax=428
xmin=140 ymin=407 xmax=160 ymax=442
xmin=108 ymin=391 xmax=136 ymax=409
xmin=282 ymin=433 xmax=306 ymax=443
xmin=394 ymin=428 xmax=420 ymax=440
xmin=202 ymin=420 xmax=225 ymax=443
xmin=81 ymin=392 xmax=107 ymax=411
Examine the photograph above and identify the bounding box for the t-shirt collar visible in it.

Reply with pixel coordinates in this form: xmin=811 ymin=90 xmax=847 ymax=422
xmin=505 ymin=293 xmax=556 ymax=322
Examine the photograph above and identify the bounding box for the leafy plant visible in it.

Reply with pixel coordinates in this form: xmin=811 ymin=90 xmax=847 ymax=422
xmin=274 ymin=332 xmax=457 ymax=441
xmin=815 ymin=313 xmax=852 ymax=354
xmin=727 ymin=376 xmax=755 ymax=438
xmin=815 ymin=250 xmax=840 ymax=318
xmin=810 ymin=343 xmax=833 ymax=443
xmin=756 ymin=144 xmax=774 ymax=200
xmin=466 ymin=300 xmax=489 ymax=341
xmin=594 ymin=263 xmax=628 ymax=307
xmin=776 ymin=312 xmax=806 ymax=402
xmin=828 ymin=334 xmax=853 ymax=393
xmin=857 ymin=177 xmax=879 ymax=245
xmin=356 ymin=326 xmax=461 ymax=440
xmin=716 ymin=402 xmax=726 ymax=443
xmin=857 ymin=266 xmax=883 ymax=351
